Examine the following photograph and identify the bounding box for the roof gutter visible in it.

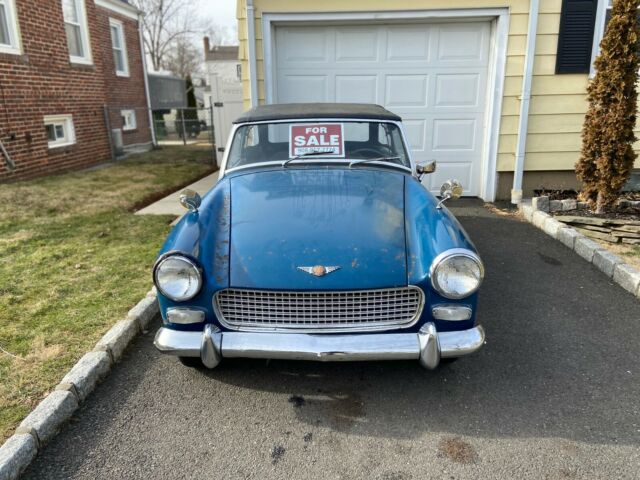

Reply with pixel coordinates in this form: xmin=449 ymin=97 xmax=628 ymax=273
xmin=511 ymin=0 xmax=540 ymax=204
xmin=246 ymin=0 xmax=259 ymax=107
xmin=138 ymin=12 xmax=157 ymax=147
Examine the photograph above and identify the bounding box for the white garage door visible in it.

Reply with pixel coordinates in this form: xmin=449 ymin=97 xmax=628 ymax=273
xmin=274 ymin=22 xmax=492 ymax=196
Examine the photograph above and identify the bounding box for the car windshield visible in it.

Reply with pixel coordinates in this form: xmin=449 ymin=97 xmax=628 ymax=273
xmin=226 ymin=121 xmax=410 ymax=170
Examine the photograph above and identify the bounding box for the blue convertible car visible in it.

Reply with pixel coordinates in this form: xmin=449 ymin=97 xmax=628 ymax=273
xmin=153 ymin=103 xmax=485 ymax=369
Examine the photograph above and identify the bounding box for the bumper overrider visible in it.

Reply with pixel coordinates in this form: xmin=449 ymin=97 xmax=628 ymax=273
xmin=154 ymin=323 xmax=485 ymax=370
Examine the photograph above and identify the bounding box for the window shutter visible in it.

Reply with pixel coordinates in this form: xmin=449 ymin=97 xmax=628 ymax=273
xmin=555 ymin=0 xmax=598 ymax=74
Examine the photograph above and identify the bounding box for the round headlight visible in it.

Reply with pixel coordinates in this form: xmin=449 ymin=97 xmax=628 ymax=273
xmin=430 ymin=249 xmax=484 ymax=299
xmin=153 ymin=255 xmax=202 ymax=301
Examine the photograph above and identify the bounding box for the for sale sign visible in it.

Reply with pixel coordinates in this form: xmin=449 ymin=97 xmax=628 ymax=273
xmin=289 ymin=123 xmax=345 ymax=158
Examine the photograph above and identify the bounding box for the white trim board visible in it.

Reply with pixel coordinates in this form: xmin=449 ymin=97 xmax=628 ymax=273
xmin=260 ymin=9 xmax=509 ymax=201
xmin=94 ymin=0 xmax=140 ymax=20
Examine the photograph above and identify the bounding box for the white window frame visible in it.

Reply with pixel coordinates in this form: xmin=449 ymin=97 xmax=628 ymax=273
xmin=121 ymin=109 xmax=136 ymax=131
xmin=44 ymin=115 xmax=76 ymax=149
xmin=109 ymin=18 xmax=129 ymax=77
xmin=62 ymin=0 xmax=92 ymax=65
xmin=0 ymin=0 xmax=21 ymax=55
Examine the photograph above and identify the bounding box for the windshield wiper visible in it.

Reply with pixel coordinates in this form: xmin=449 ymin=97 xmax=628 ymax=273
xmin=349 ymin=156 xmax=401 ymax=168
xmin=282 ymin=151 xmax=333 ymax=168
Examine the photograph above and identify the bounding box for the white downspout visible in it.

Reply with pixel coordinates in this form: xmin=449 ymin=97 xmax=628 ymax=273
xmin=511 ymin=0 xmax=540 ymax=204
xmin=138 ymin=12 xmax=157 ymax=147
xmin=246 ymin=0 xmax=259 ymax=107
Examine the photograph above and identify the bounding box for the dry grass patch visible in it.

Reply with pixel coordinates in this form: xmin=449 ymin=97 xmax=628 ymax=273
xmin=595 ymin=241 xmax=640 ymax=270
xmin=0 ymin=146 xmax=214 ymax=441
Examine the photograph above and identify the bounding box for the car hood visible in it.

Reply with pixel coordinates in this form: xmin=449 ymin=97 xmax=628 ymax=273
xmin=228 ymin=168 xmax=407 ymax=290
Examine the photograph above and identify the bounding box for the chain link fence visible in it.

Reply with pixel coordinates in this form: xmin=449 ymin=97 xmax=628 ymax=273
xmin=104 ymin=105 xmax=217 ymax=164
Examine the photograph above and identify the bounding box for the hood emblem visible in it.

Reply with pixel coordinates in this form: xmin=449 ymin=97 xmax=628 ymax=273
xmin=297 ymin=265 xmax=340 ymax=277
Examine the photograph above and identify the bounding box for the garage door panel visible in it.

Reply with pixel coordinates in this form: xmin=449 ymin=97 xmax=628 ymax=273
xmin=424 ymin=162 xmax=477 ymax=196
xmin=432 ymin=119 xmax=477 ymax=151
xmin=335 ymin=75 xmax=378 ymax=103
xmin=279 ymin=75 xmax=329 ymax=103
xmin=434 ymin=74 xmax=482 ymax=108
xmin=274 ymin=22 xmax=491 ymax=196
xmin=436 ymin=24 xmax=489 ymax=64
xmin=277 ymin=29 xmax=330 ymax=65
xmin=401 ymin=119 xmax=428 ymax=152
xmin=386 ymin=26 xmax=430 ymax=62
xmin=385 ymin=75 xmax=429 ymax=107
xmin=336 ymin=28 xmax=380 ymax=62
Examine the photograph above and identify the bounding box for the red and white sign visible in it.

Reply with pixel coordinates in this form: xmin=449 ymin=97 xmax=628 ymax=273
xmin=289 ymin=123 xmax=345 ymax=158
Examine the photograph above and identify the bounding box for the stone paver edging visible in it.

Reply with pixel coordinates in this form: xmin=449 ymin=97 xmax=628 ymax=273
xmin=0 ymin=289 xmax=159 ymax=480
xmin=520 ymin=200 xmax=640 ymax=299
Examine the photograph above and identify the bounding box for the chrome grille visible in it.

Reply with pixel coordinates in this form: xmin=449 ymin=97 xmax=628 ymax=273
xmin=213 ymin=287 xmax=424 ymax=332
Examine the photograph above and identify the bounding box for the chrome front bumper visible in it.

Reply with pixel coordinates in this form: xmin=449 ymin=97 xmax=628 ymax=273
xmin=154 ymin=323 xmax=485 ymax=370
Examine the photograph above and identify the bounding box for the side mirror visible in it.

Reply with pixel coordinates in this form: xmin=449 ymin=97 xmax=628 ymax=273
xmin=179 ymin=189 xmax=201 ymax=212
xmin=437 ymin=179 xmax=463 ymax=209
xmin=416 ymin=161 xmax=436 ymax=180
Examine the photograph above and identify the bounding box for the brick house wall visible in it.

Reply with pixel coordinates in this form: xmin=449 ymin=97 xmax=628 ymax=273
xmin=0 ymin=0 xmax=150 ymax=182
xmin=95 ymin=5 xmax=151 ymax=148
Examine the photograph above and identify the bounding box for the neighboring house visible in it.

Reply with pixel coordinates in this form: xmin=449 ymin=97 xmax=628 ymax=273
xmin=236 ymin=0 xmax=638 ymax=201
xmin=203 ymin=39 xmax=243 ymax=162
xmin=0 ymin=0 xmax=152 ymax=181
xmin=204 ymin=40 xmax=242 ymax=84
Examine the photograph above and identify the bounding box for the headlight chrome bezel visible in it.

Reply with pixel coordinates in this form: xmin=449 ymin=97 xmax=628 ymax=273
xmin=153 ymin=253 xmax=203 ymax=302
xmin=429 ymin=248 xmax=484 ymax=300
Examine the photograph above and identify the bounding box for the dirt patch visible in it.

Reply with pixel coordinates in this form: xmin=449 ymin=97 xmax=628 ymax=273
xmin=551 ymin=207 xmax=640 ymax=221
xmin=437 ymin=436 xmax=479 ymax=464
xmin=535 ymin=189 xmax=640 ymax=202
xmin=484 ymin=202 xmax=522 ymax=219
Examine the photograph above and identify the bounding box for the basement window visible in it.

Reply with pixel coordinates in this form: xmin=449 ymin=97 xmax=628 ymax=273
xmin=62 ymin=0 xmax=92 ymax=65
xmin=121 ymin=110 xmax=136 ymax=131
xmin=44 ymin=115 xmax=76 ymax=148
xmin=109 ymin=18 xmax=129 ymax=76
xmin=0 ymin=0 xmax=21 ymax=55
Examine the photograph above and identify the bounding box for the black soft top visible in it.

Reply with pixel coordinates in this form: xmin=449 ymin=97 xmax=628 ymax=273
xmin=233 ymin=103 xmax=402 ymax=124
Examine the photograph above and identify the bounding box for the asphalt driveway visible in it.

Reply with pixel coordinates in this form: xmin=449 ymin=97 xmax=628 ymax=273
xmin=23 ymin=201 xmax=640 ymax=479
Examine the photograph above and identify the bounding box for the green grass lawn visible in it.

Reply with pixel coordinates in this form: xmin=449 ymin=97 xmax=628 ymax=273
xmin=0 ymin=146 xmax=215 ymax=441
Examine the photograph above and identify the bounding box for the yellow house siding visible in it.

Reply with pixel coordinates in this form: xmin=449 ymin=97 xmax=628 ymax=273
xmin=237 ymin=0 xmax=638 ymax=175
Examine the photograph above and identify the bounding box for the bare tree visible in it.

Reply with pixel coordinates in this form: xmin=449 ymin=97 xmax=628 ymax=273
xmin=203 ymin=23 xmax=238 ymax=47
xmin=131 ymin=0 xmax=198 ymax=72
xmin=164 ymin=34 xmax=201 ymax=78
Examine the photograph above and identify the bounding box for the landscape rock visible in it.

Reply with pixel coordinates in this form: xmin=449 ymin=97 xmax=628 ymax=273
xmin=60 ymin=351 xmax=111 ymax=402
xmin=555 ymin=216 xmax=611 ymax=227
xmin=532 ymin=211 xmax=549 ymax=229
xmin=561 ymin=199 xmax=578 ymax=211
xmin=592 ymin=249 xmax=622 ymax=278
xmin=542 ymin=217 xmax=565 ymax=238
xmin=18 ymin=391 xmax=78 ymax=444
xmin=549 ymin=200 xmax=562 ymax=212
xmin=557 ymin=227 xmax=581 ymax=249
xmin=520 ymin=202 xmax=533 ymax=222
xmin=0 ymin=434 xmax=37 ymax=480
xmin=612 ymin=264 xmax=640 ymax=296
xmin=532 ymin=196 xmax=549 ymax=212
xmin=127 ymin=295 xmax=159 ymax=331
xmin=94 ymin=318 xmax=138 ymax=362
xmin=573 ymin=227 xmax=618 ymax=243
xmin=574 ymin=236 xmax=604 ymax=263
